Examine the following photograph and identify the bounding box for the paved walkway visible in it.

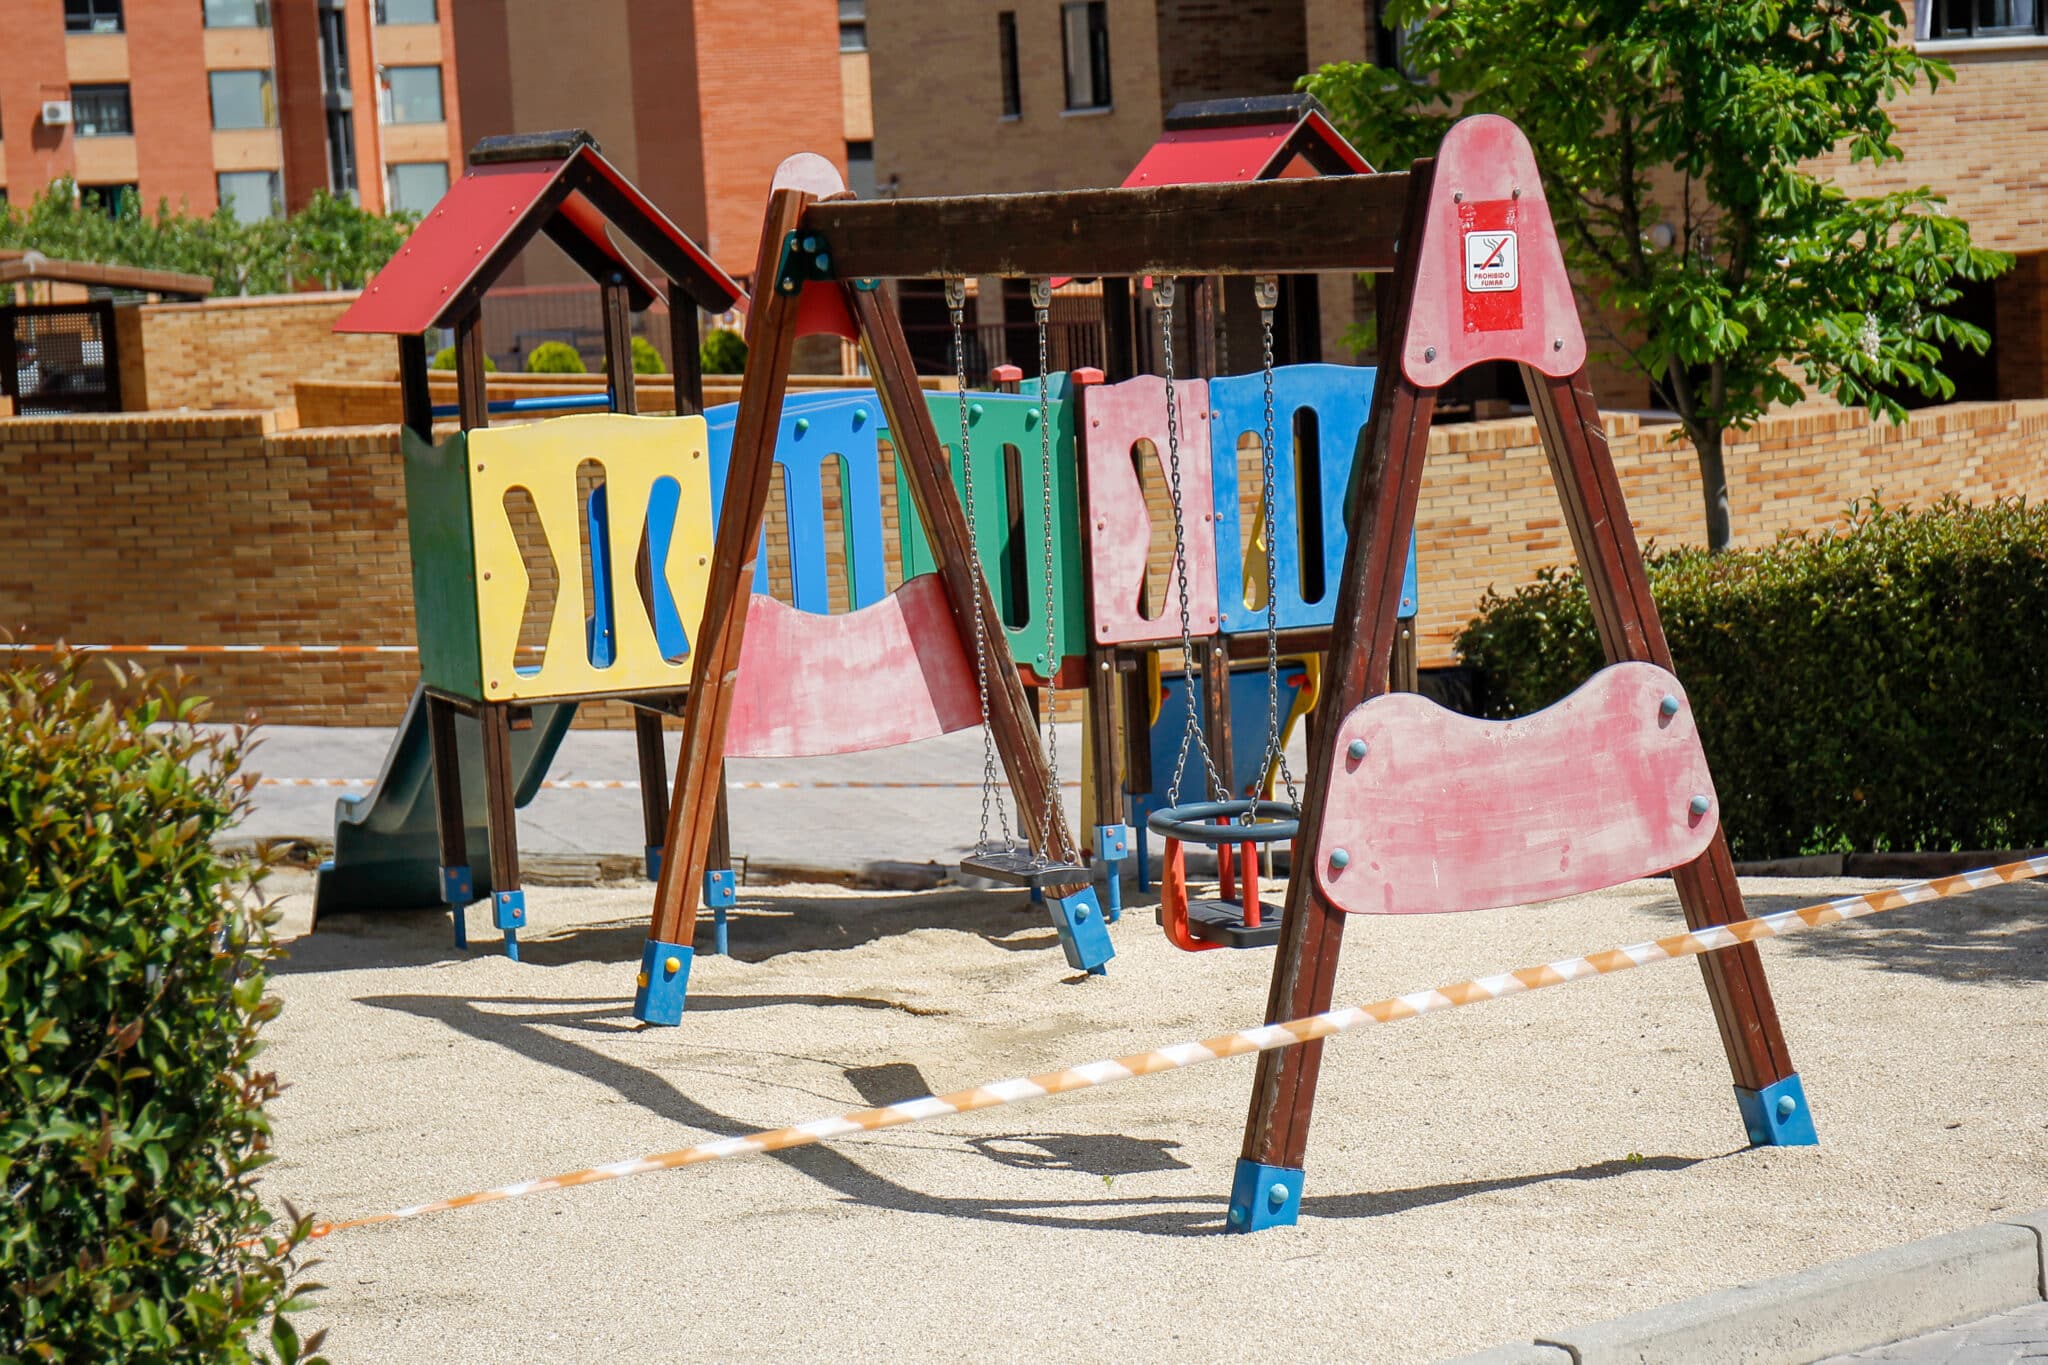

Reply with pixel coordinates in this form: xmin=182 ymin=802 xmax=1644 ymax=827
xmin=1821 ymin=1301 xmax=2048 ymax=1362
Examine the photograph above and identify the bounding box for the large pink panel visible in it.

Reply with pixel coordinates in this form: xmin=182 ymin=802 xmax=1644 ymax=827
xmin=1400 ymin=114 xmax=1587 ymax=390
xmin=1080 ymin=376 xmax=1218 ymax=645
xmin=1315 ymin=662 xmax=1719 ymax=915
xmin=726 ymin=573 xmax=981 ymax=758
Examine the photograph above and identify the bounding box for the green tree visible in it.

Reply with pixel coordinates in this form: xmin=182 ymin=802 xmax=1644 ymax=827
xmin=524 ymin=341 xmax=587 ymax=374
xmin=1305 ymin=0 xmax=2011 ymax=550
xmin=699 ymin=327 xmax=747 ymax=375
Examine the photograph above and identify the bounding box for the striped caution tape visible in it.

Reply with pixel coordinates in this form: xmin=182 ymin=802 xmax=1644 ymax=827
xmin=297 ymin=854 xmax=2048 ymax=1241
xmin=3 ymin=643 xmax=424 ymax=655
xmin=257 ymin=777 xmax=1085 ymax=791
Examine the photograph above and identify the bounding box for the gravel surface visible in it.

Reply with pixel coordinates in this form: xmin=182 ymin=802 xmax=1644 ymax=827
xmin=262 ymin=870 xmax=2048 ymax=1362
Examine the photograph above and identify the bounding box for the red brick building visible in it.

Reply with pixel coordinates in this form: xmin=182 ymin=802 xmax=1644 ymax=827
xmin=0 ymin=0 xmax=463 ymax=221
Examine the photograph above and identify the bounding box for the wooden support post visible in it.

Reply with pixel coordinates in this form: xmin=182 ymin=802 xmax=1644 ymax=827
xmin=478 ymin=701 xmax=522 ymax=904
xmin=1241 ymin=157 xmax=1441 ymax=1176
xmin=397 ymin=334 xmax=433 ymax=439
xmin=1101 ymin=276 xmax=1140 ymax=382
xmin=1524 ymin=365 xmax=1794 ymax=1091
xmin=667 ymin=281 xmax=705 ymax=417
xmin=600 ymin=278 xmax=636 ymax=415
xmin=454 ymin=310 xmax=489 ymax=432
xmin=847 ymin=281 xmax=1082 ymax=876
xmin=1390 ymin=618 xmax=1419 ymax=693
xmin=1201 ymin=636 xmax=1235 ymax=798
xmin=647 ymin=186 xmax=816 ymax=950
xmin=425 ymin=693 xmax=468 ymax=876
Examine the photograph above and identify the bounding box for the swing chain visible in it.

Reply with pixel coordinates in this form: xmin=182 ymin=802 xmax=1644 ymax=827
xmin=1154 ymin=278 xmax=1227 ymax=809
xmin=1254 ymin=276 xmax=1298 ymax=808
xmin=1030 ymin=278 xmax=1068 ymax=864
xmin=950 ymin=277 xmax=1010 ymax=852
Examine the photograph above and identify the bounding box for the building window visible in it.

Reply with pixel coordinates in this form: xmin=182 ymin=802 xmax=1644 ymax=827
xmin=204 ymin=0 xmax=269 ymax=26
xmin=209 ymin=69 xmax=276 ymax=130
xmin=379 ymin=65 xmax=444 ymax=123
xmin=318 ymin=0 xmax=352 ymax=97
xmin=64 ymin=0 xmax=122 ymax=34
xmin=845 ymin=140 xmax=875 ymax=199
xmin=386 ymin=160 xmax=449 ymax=215
xmin=325 ymin=108 xmax=358 ymax=200
xmin=1923 ymin=0 xmax=2045 ymax=36
xmin=375 ymin=0 xmax=436 ymax=22
xmin=1060 ymin=1 xmax=1110 ymax=111
xmin=81 ymin=183 xmax=136 ymax=215
xmin=71 ymin=85 xmax=132 ymax=137
xmin=218 ymin=170 xmax=282 ymax=223
xmin=998 ymin=11 xmax=1021 ymax=117
xmin=838 ymin=0 xmax=866 ymax=51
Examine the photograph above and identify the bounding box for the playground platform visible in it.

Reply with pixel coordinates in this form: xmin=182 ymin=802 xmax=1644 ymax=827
xmin=257 ymin=863 xmax=2046 ymax=1362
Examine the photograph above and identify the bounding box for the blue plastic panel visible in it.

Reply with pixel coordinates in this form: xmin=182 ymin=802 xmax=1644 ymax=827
xmin=1147 ymin=662 xmax=1309 ymax=806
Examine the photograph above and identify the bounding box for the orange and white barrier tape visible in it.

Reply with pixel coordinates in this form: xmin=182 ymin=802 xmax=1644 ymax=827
xmin=298 ymin=854 xmax=2046 ymax=1240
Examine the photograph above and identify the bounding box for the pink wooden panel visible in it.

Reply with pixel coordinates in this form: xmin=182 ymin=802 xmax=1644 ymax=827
xmin=726 ymin=573 xmax=982 ymax=758
xmin=1315 ymin=662 xmax=1719 ymax=915
xmin=1400 ymin=114 xmax=1588 ymax=389
xmin=1081 ymin=375 xmax=1217 ymax=645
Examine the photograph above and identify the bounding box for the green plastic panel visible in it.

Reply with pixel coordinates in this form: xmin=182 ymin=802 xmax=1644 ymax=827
xmin=894 ymin=383 xmax=1085 ymax=682
xmin=401 ymin=426 xmax=484 ymax=699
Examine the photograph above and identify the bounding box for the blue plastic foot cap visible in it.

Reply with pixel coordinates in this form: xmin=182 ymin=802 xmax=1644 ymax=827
xmin=1094 ymin=823 xmax=1130 ymax=861
xmin=439 ymin=865 xmax=474 ymax=906
xmin=632 ymin=940 xmax=694 ymax=1027
xmin=703 ymin=868 xmax=737 ymax=908
xmin=644 ymin=845 xmax=663 ymax=882
xmin=491 ymin=888 xmax=526 ymax=930
xmin=1226 ymin=1158 xmax=1303 ymax=1233
xmin=1048 ymin=886 xmax=1115 ymax=973
xmin=1735 ymin=1072 xmax=1819 ymax=1147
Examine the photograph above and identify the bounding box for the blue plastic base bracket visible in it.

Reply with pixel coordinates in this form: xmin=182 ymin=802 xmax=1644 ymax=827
xmin=491 ymin=888 xmax=527 ymax=930
xmin=632 ymin=941 xmax=695 ymax=1026
xmin=1094 ymin=824 xmax=1129 ymax=923
xmin=1225 ymin=1158 xmax=1303 ymax=1233
xmin=704 ymin=869 xmax=737 ymax=956
xmin=1047 ymin=886 xmax=1115 ymax=974
xmin=440 ymin=866 xmax=473 ymax=950
xmin=645 ymin=845 xmax=663 ymax=881
xmin=1736 ymin=1072 xmax=1819 ymax=1147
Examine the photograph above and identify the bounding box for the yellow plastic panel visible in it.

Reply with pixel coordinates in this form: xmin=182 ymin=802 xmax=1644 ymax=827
xmin=468 ymin=413 xmax=714 ymax=703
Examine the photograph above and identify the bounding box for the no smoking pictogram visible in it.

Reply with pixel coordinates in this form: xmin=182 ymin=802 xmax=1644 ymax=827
xmin=1464 ymin=230 xmax=1519 ymax=292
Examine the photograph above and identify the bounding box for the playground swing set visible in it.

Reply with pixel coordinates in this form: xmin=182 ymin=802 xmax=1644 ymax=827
xmin=304 ymin=108 xmax=1834 ymax=1237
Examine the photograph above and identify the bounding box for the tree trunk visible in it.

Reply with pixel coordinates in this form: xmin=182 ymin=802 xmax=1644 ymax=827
xmin=1692 ymin=425 xmax=1733 ymax=552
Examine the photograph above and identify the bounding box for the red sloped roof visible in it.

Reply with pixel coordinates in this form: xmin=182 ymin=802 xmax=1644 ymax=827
xmin=1119 ymin=110 xmax=1372 ymax=189
xmin=335 ymin=145 xmax=742 ymax=336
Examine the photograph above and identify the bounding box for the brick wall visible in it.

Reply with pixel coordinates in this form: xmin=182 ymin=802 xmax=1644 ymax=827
xmin=1152 ymin=0 xmax=1308 ymax=114
xmin=5 ymin=398 xmax=2045 ymax=733
xmin=129 ymin=293 xmax=391 ymax=413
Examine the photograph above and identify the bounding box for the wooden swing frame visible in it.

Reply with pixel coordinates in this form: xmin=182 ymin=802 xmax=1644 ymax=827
xmin=650 ymin=123 xmax=1797 ymax=1182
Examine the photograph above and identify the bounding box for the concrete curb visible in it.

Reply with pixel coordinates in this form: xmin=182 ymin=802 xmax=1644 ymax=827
xmin=1444 ymin=1210 xmax=2047 ymax=1365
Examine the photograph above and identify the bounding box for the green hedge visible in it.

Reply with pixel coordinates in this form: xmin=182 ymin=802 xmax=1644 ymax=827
xmin=699 ymin=328 xmax=747 ymax=375
xmin=1455 ymin=498 xmax=2048 ymax=859
xmin=524 ymin=341 xmax=586 ymax=375
xmin=0 ymin=653 xmax=321 ymax=1362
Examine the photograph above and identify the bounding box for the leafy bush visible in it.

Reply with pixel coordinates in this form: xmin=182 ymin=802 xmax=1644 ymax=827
xmin=699 ymin=328 xmax=747 ymax=375
xmin=0 ymin=652 xmax=321 ymax=1362
xmin=629 ymin=335 xmax=665 ymax=376
xmin=524 ymin=341 xmax=587 ymax=375
xmin=0 ymin=179 xmax=412 ymax=297
xmin=427 ymin=345 xmax=495 ymax=373
xmin=1456 ymin=498 xmax=2048 ymax=859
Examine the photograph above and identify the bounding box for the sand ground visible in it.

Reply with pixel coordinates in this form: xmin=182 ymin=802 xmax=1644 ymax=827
xmin=263 ymin=869 xmax=2047 ymax=1363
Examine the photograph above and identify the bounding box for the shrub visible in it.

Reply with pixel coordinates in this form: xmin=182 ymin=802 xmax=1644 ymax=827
xmin=1455 ymin=497 xmax=2048 ymax=860
xmin=699 ymin=328 xmax=747 ymax=375
xmin=0 ymin=652 xmax=322 ymax=1362
xmin=629 ymin=335 xmax=665 ymax=376
xmin=427 ymin=345 xmax=495 ymax=372
xmin=523 ymin=341 xmax=587 ymax=375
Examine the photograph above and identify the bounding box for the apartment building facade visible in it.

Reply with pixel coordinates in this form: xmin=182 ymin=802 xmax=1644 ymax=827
xmin=0 ymin=0 xmax=463 ymax=222
xmin=867 ymin=0 xmax=2048 ymax=404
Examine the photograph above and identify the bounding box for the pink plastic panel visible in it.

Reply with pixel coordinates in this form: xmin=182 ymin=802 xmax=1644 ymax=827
xmin=1315 ymin=662 xmax=1719 ymax=915
xmin=1081 ymin=375 xmax=1217 ymax=645
xmin=726 ymin=573 xmax=981 ymax=758
xmin=1401 ymin=114 xmax=1587 ymax=389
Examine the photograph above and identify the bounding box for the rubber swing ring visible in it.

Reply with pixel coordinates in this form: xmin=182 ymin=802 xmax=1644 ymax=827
xmin=1146 ymin=799 xmax=1299 ymax=846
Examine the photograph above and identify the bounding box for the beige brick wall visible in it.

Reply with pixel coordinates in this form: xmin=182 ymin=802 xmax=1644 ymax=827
xmin=130 ymin=292 xmax=391 ymax=414
xmin=5 ymin=398 xmax=2044 ymax=731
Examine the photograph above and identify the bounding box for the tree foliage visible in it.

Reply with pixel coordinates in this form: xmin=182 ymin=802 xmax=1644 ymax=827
xmin=1305 ymin=0 xmax=2011 ymax=549
xmin=0 ymin=180 xmax=413 ymax=297
xmin=699 ymin=328 xmax=747 ymax=375
xmin=0 ymin=651 xmax=322 ymax=1362
xmin=523 ymin=341 xmax=587 ymax=374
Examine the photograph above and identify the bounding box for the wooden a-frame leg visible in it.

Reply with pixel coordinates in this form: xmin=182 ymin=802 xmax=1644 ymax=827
xmin=1085 ymin=648 xmax=1129 ymax=921
xmin=425 ymin=692 xmax=472 ymax=949
xmin=478 ymin=702 xmax=526 ymax=961
xmin=1234 ymin=156 xmax=1442 ymax=1233
xmin=639 ymin=184 xmax=817 ymax=1025
xmin=633 ymin=709 xmax=670 ymax=880
xmin=1525 ymin=365 xmax=1805 ymax=1143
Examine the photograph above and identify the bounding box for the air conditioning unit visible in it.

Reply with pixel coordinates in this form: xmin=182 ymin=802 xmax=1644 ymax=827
xmin=41 ymin=101 xmax=72 ymax=126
